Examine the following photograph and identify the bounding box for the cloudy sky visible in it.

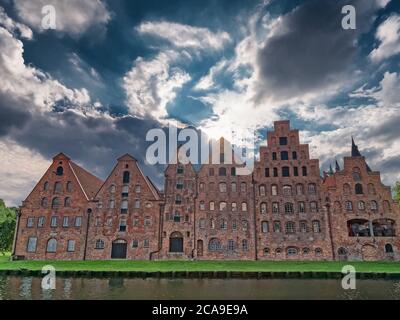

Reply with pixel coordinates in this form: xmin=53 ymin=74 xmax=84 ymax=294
xmin=0 ymin=0 xmax=399 ymax=206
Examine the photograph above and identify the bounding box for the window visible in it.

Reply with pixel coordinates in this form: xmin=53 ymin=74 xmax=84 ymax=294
xmin=355 ymin=183 xmax=363 ymax=194
xmin=272 ymin=152 xmax=277 ymax=160
xmin=242 ymin=220 xmax=249 ymax=231
xmin=52 ymin=197 xmax=60 ymax=208
xmin=209 ymin=168 xmax=214 ymax=176
xmin=293 ymin=167 xmax=298 ymax=176
xmin=122 ymin=185 xmax=129 ymax=197
xmin=173 ymin=211 xmax=181 ymax=222
xmin=343 ymin=183 xmax=351 ymax=194
xmin=135 ymin=184 xmax=141 ymax=193
xmin=285 ymin=221 xmax=295 ymax=234
xmin=219 ymin=183 xmax=227 ymax=192
xmin=119 ymin=219 xmax=127 ymax=232
xmin=310 ymin=201 xmax=318 ymax=212
xmin=228 ymin=240 xmax=235 ymax=251
xmin=175 ymin=194 xmax=182 ymax=204
xmin=219 ymin=168 xmax=226 ymax=176
xmin=279 ymin=137 xmax=287 ymax=145
xmin=263 ymin=248 xmax=270 ymax=256
xmin=231 ymin=202 xmax=237 ymax=212
xmin=371 ymin=200 xmax=378 ymax=212
xmin=54 ymin=182 xmax=62 ymax=193
xmin=109 ymin=199 xmax=115 ymax=209
xmin=133 ymin=217 xmax=139 ymax=227
xmin=219 ymin=202 xmax=227 ymax=211
xmin=75 ymin=216 xmax=82 ymax=227
xmin=273 ymin=167 xmax=278 ymax=177
xmin=199 ymin=201 xmax=205 ymax=210
xmin=241 ymin=202 xmax=248 ymax=212
xmin=300 ymin=221 xmax=307 ymax=233
xmin=46 ymin=239 xmax=57 ymax=252
xmin=109 ymin=185 xmax=116 ymax=193
xmin=240 ymin=182 xmax=247 ymax=193
xmin=27 ymin=217 xmax=34 ymax=228
xmin=27 ymin=237 xmax=37 ymax=253
xmin=295 ymin=184 xmax=303 ymax=196
xmin=346 ymin=201 xmax=353 ymax=212
xmin=209 ymin=201 xmax=215 ymax=211
xmin=56 ymin=166 xmax=63 ymax=176
xmin=273 ymin=221 xmax=281 ymax=233
xmin=283 ymin=185 xmax=292 ymax=196
xmin=271 ymin=185 xmax=278 ymax=196
xmin=44 ymin=181 xmax=49 ymax=191
xmin=259 ymin=185 xmax=266 ymax=196
xmin=281 ymin=151 xmax=289 ymax=160
xmin=50 ymin=216 xmax=58 ymax=227
xmin=260 ymin=202 xmax=267 ymax=214
xmin=95 ymin=217 xmax=101 ymax=227
xmin=95 ymin=239 xmax=105 ymax=249
xmin=315 ymin=248 xmax=323 ymax=256
xmin=385 ymin=244 xmax=394 ymax=253
xmin=63 ymin=217 xmax=69 ymax=228
xmin=66 ymin=182 xmax=73 ymax=192
xmin=287 ymin=247 xmax=298 ymax=256
xmin=312 ymin=220 xmax=321 ymax=233
xmin=208 ymin=238 xmax=222 ymax=251
xmin=242 ymin=239 xmax=249 ymax=251
xmin=308 ymin=183 xmax=316 ymax=194
xmin=231 ymin=182 xmax=237 ymax=192
xmin=132 ymin=240 xmax=138 ymax=248
xmin=64 ymin=197 xmax=71 ymax=207
xmin=262 ymin=221 xmax=269 ymax=233
xmin=41 ymin=197 xmax=48 ymax=208
xmin=303 ymin=247 xmax=310 ymax=254
xmin=231 ymin=167 xmax=236 ymax=176
xmin=177 ymin=165 xmax=184 ymax=174
xmin=265 ymin=168 xmax=270 ymax=177
xmin=298 ymin=202 xmax=305 ymax=213
xmin=144 ymin=217 xmax=151 ymax=226
xmin=144 ymin=239 xmax=149 ymax=248
xmin=358 ymin=201 xmax=366 ymax=211
xmin=352 ymin=168 xmax=361 ymax=181
xmin=232 ymin=220 xmax=237 ymax=231
xmin=199 ymin=219 xmax=206 ymax=229
xmin=121 ymin=200 xmax=128 ymax=214
xmin=176 ymin=178 xmax=183 ymax=189
xmin=284 ymin=202 xmax=294 ymax=214
xmin=272 ymin=202 xmax=279 ymax=214
xmin=123 ymin=171 xmax=130 ymax=183
xmin=302 ymin=166 xmax=307 ymax=176
xmin=292 ymin=151 xmax=297 ymax=160
xmin=220 ymin=219 xmax=227 ymax=230
xmin=67 ymin=240 xmax=75 ymax=252
xmin=210 ymin=218 xmax=215 ymax=229
xmin=38 ymin=217 xmax=45 ymax=228
xmin=282 ymin=166 xmax=290 ymax=177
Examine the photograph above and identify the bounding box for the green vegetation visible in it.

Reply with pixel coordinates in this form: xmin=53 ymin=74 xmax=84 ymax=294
xmin=394 ymin=181 xmax=400 ymax=205
xmin=0 ymin=200 xmax=16 ymax=255
xmin=0 ymin=253 xmax=399 ymax=273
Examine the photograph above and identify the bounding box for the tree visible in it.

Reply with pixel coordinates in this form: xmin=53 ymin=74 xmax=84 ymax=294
xmin=394 ymin=182 xmax=400 ymax=205
xmin=0 ymin=199 xmax=17 ymax=255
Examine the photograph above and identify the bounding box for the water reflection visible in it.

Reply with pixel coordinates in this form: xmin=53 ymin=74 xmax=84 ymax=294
xmin=0 ymin=276 xmax=399 ymax=300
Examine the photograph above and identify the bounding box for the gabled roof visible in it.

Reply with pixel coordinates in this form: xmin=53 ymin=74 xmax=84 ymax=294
xmin=117 ymin=153 xmax=137 ymax=162
xmin=69 ymin=161 xmax=103 ymax=200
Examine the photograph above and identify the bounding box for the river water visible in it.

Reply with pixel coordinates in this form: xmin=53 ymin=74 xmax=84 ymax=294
xmin=1 ymin=276 xmax=400 ymax=300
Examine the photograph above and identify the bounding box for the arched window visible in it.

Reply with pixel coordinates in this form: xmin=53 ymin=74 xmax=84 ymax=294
xmin=287 ymin=247 xmax=298 ymax=256
xmin=296 ymin=184 xmax=304 ymax=195
xmin=285 ymin=221 xmax=295 ymax=234
xmin=346 ymin=201 xmax=353 ymax=212
xmin=199 ymin=182 xmax=205 ymax=192
xmin=52 ymin=197 xmax=60 ymax=208
xmin=315 ymin=248 xmax=323 ymax=256
xmin=352 ymin=168 xmax=361 ymax=181
xmin=343 ymin=183 xmax=351 ymax=195
xmin=231 ymin=182 xmax=237 ymax=192
xmin=109 ymin=184 xmax=116 ymax=193
xmin=95 ymin=239 xmax=105 ymax=249
xmin=219 ymin=183 xmax=227 ymax=192
xmin=259 ymin=185 xmax=266 ymax=196
xmin=370 ymin=200 xmax=378 ymax=212
xmin=284 ymin=202 xmax=294 ymax=214
xmin=218 ymin=167 xmax=226 ymax=176
xmin=263 ymin=248 xmax=270 ymax=255
xmin=333 ymin=201 xmax=342 ymax=213
xmin=338 ymin=247 xmax=347 ymax=256
xmin=56 ymin=166 xmax=63 ymax=176
xmin=312 ymin=220 xmax=321 ymax=233
xmin=240 ymin=182 xmax=247 ymax=193
xmin=220 ymin=219 xmax=227 ymax=230
xmin=300 ymin=221 xmax=308 ymax=233
xmin=302 ymin=166 xmax=307 ymax=176
xmin=219 ymin=201 xmax=227 ymax=211
xmin=208 ymin=238 xmax=222 ymax=251
xmin=262 ymin=221 xmax=269 ymax=233
xmin=385 ymin=243 xmax=394 ymax=253
xmin=271 ymin=184 xmax=278 ymax=196
xmin=64 ymin=197 xmax=71 ymax=207
xmin=355 ymin=183 xmax=363 ymax=194
xmin=298 ymin=202 xmax=305 ymax=213
xmin=283 ymin=185 xmax=292 ymax=196
xmin=302 ymin=247 xmax=310 ymax=254
xmin=231 ymin=202 xmax=237 ymax=211
xmin=260 ymin=202 xmax=267 ymax=214
xmin=44 ymin=181 xmax=49 ymax=191
xmin=199 ymin=201 xmax=205 ymax=210
xmin=46 ymin=238 xmax=57 ymax=252
xmin=242 ymin=220 xmax=249 ymax=231
xmin=123 ymin=171 xmax=130 ymax=183
xmin=242 ymin=239 xmax=249 ymax=251
xmin=358 ymin=201 xmax=365 ymax=211
xmin=209 ymin=201 xmax=215 ymax=211
xmin=308 ymin=183 xmax=316 ymax=194
xmin=241 ymin=202 xmax=248 ymax=212
xmin=41 ymin=197 xmax=48 ymax=208
xmin=54 ymin=182 xmax=62 ymax=193
xmin=310 ymin=201 xmax=318 ymax=212
xmin=66 ymin=181 xmax=73 ymax=192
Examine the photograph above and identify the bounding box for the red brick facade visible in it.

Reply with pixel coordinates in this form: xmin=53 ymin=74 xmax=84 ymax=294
xmin=12 ymin=121 xmax=400 ymax=261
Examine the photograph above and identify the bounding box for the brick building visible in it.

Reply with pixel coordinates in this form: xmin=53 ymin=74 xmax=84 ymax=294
xmin=12 ymin=121 xmax=400 ymax=261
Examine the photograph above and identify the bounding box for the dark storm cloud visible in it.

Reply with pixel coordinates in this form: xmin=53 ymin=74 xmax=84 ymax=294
xmin=365 ymin=115 xmax=400 ymax=142
xmin=255 ymin=0 xmax=385 ymax=102
xmin=0 ymin=93 xmax=32 ymax=136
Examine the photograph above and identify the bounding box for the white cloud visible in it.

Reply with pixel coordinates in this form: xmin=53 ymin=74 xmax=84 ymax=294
xmin=123 ymin=51 xmax=191 ymax=119
xmin=13 ymin=0 xmax=111 ymax=37
xmin=136 ymin=21 xmax=231 ymax=51
xmin=0 ymin=6 xmax=33 ymax=39
xmin=370 ymin=14 xmax=400 ymax=62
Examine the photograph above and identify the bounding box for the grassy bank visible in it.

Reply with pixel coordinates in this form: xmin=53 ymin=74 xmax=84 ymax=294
xmin=0 ymin=253 xmax=399 ymax=273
